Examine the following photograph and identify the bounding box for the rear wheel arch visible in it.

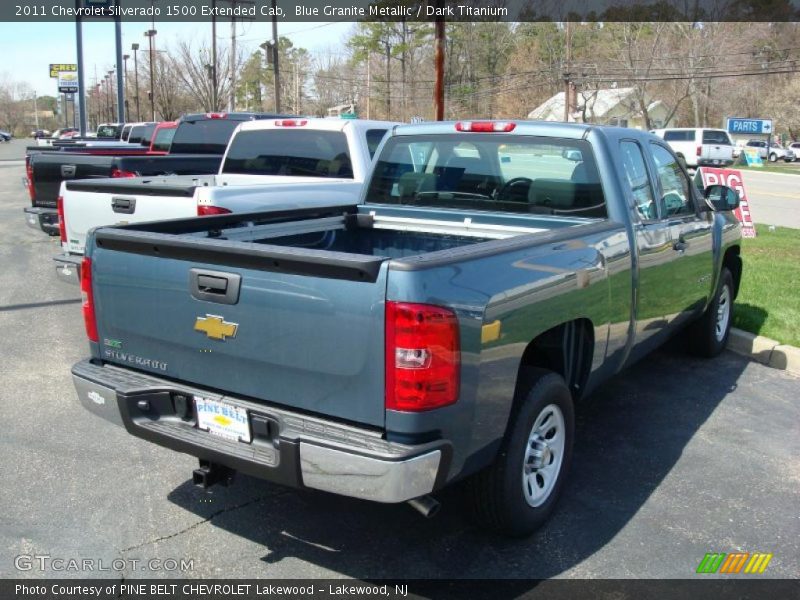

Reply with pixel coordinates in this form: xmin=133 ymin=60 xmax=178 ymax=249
xmin=515 ymin=319 xmax=595 ymax=404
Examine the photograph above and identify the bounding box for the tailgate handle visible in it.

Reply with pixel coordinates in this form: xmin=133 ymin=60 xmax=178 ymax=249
xmin=190 ymin=269 xmax=241 ymax=305
xmin=111 ymin=196 xmax=136 ymax=214
xmin=61 ymin=165 xmax=76 ymax=178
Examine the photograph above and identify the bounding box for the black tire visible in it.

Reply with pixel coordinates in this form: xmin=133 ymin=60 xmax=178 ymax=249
xmin=688 ymin=268 xmax=734 ymax=358
xmin=769 ymin=153 xmax=778 ymax=162
xmin=466 ymin=369 xmax=574 ymax=537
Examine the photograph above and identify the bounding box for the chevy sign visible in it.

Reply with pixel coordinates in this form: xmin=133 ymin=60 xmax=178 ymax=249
xmin=726 ymin=118 xmax=773 ymax=135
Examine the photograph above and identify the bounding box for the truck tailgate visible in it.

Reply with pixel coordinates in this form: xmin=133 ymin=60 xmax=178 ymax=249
xmin=63 ymin=186 xmax=196 ymax=254
xmin=89 ymin=239 xmax=388 ymax=428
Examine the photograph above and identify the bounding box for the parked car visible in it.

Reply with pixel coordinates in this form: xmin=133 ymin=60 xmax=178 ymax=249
xmin=24 ymin=113 xmax=285 ymax=235
xmin=651 ymin=128 xmax=734 ymax=168
xmin=54 ymin=118 xmax=397 ymax=282
xmin=745 ymin=140 xmax=796 ymax=162
xmin=31 ymin=129 xmax=51 ymax=139
xmin=0 ymin=130 xmax=12 ymax=142
xmin=72 ymin=120 xmax=743 ymax=536
xmin=789 ymin=141 xmax=800 ymax=157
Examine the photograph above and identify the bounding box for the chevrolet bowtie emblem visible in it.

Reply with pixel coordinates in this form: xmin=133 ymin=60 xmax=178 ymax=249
xmin=194 ymin=315 xmax=238 ymax=341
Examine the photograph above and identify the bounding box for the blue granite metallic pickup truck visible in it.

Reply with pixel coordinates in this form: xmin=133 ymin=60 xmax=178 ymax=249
xmin=71 ymin=121 xmax=742 ymax=536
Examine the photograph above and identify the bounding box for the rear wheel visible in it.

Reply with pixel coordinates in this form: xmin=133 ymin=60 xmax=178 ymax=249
xmin=466 ymin=369 xmax=574 ymax=537
xmin=769 ymin=152 xmax=778 ymax=162
xmin=688 ymin=268 xmax=734 ymax=357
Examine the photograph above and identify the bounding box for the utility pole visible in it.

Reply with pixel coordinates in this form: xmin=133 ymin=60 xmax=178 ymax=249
xmin=131 ymin=44 xmax=141 ymax=121
xmin=271 ymin=0 xmax=279 ymax=113
xmin=145 ymin=29 xmax=157 ymax=120
xmin=75 ymin=0 xmax=87 ymax=135
xmin=108 ymin=70 xmax=116 ymax=121
xmin=563 ymin=21 xmax=573 ymax=123
xmin=114 ymin=16 xmax=124 ymax=123
xmin=366 ymin=54 xmax=371 ymax=119
xmin=211 ymin=0 xmax=218 ymax=111
xmin=433 ymin=11 xmax=445 ymax=121
xmin=123 ymin=53 xmax=130 ymax=122
xmin=230 ymin=8 xmax=236 ymax=112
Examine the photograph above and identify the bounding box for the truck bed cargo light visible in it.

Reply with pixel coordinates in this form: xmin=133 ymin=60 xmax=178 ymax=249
xmin=455 ymin=121 xmax=516 ymax=133
xmin=275 ymin=119 xmax=308 ymax=127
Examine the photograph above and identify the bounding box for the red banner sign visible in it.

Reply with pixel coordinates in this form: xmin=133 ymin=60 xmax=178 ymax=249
xmin=697 ymin=167 xmax=756 ymax=238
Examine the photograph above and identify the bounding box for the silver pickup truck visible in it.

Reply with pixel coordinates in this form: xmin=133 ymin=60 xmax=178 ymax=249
xmin=72 ymin=120 xmax=742 ymax=536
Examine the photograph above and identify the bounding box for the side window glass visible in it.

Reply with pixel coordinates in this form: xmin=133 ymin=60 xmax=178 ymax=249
xmin=650 ymin=143 xmax=694 ymax=217
xmin=620 ymin=141 xmax=656 ymax=220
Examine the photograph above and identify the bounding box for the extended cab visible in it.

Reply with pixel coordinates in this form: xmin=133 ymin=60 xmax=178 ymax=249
xmin=54 ymin=118 xmax=396 ymax=282
xmin=24 ymin=113 xmax=282 ymax=235
xmin=72 ymin=121 xmax=742 ymax=536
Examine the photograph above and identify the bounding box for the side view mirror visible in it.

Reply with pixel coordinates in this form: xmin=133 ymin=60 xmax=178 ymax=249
xmin=704 ymin=184 xmax=740 ymax=211
xmin=562 ymin=149 xmax=583 ymax=162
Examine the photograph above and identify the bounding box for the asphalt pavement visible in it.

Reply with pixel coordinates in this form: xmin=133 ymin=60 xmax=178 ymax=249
xmin=739 ymin=168 xmax=800 ymax=229
xmin=0 ymin=162 xmax=798 ymax=581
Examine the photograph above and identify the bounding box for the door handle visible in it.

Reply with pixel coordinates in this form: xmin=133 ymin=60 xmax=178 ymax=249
xmin=61 ymin=165 xmax=76 ymax=178
xmin=111 ymin=196 xmax=136 ymax=214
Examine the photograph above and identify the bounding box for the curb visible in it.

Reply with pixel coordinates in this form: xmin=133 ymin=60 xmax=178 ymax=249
xmin=728 ymin=328 xmax=800 ymax=375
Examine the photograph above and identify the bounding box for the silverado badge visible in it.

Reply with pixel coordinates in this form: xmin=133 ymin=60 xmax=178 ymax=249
xmin=194 ymin=315 xmax=238 ymax=341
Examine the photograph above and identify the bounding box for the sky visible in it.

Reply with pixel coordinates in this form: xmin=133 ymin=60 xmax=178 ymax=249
xmin=0 ymin=20 xmax=354 ymax=96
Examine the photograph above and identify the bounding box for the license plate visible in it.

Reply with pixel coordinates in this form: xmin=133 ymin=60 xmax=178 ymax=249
xmin=194 ymin=396 xmax=251 ymax=443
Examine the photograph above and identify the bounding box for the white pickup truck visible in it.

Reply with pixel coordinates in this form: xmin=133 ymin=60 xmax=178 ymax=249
xmin=55 ymin=118 xmax=397 ymax=283
xmin=651 ymin=128 xmax=734 ymax=169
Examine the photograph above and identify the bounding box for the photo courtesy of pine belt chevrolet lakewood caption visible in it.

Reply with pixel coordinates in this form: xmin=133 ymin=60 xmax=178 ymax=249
xmin=70 ymin=120 xmax=743 ymax=537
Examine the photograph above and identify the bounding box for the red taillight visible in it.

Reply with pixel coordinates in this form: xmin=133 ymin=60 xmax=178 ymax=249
xmin=385 ymin=301 xmax=460 ymax=412
xmin=274 ymin=119 xmax=308 ymax=127
xmin=197 ymin=204 xmax=232 ymax=216
xmin=696 ymin=145 xmax=702 ymax=157
xmin=455 ymin=121 xmax=516 ymax=133
xmin=56 ymin=195 xmax=67 ymax=243
xmin=111 ymin=167 xmax=136 ymax=178
xmin=206 ymin=112 xmax=227 ymax=119
xmin=25 ymin=156 xmax=35 ymax=201
xmin=80 ymin=257 xmax=98 ymax=343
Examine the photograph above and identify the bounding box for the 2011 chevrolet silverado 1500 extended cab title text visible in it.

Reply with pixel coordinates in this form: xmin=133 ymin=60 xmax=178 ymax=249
xmin=54 ymin=118 xmax=397 ymax=283
xmin=23 ymin=112 xmax=284 ymax=235
xmin=71 ymin=121 xmax=742 ymax=536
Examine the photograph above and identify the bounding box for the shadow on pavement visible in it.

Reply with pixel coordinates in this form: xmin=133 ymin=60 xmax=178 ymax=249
xmin=166 ymin=344 xmax=748 ymax=580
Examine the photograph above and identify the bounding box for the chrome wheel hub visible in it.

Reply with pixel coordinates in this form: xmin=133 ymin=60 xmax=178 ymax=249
xmin=522 ymin=403 xmax=566 ymax=507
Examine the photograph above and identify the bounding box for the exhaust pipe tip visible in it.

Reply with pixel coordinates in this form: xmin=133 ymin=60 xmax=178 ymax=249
xmin=408 ymin=495 xmax=441 ymax=518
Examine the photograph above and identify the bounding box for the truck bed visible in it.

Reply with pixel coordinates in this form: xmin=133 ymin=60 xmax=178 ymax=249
xmin=87 ymin=204 xmax=584 ymax=427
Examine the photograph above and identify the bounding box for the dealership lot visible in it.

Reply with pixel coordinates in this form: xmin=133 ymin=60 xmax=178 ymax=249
xmin=0 ymin=151 xmax=798 ymax=580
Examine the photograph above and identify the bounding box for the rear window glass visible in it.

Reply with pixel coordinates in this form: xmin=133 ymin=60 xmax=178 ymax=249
xmin=170 ymin=119 xmax=241 ymax=155
xmin=138 ymin=123 xmax=157 ymax=146
xmin=127 ymin=126 xmax=146 ymax=145
xmin=96 ymin=124 xmax=120 ymax=138
xmin=702 ymin=130 xmax=731 ymax=145
xmin=366 ymin=129 xmax=388 ymax=158
xmin=151 ymin=126 xmax=176 ymax=152
xmin=365 ymin=134 xmax=606 ymax=217
xmin=663 ymin=130 xmax=694 ymax=142
xmin=223 ymin=129 xmax=354 ymax=178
